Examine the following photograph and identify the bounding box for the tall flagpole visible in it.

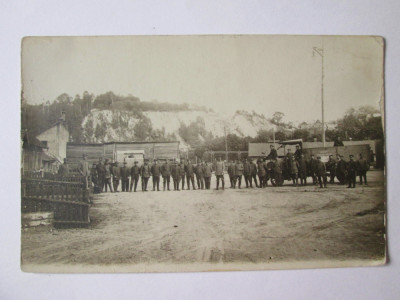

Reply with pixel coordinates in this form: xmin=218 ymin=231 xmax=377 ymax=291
xmin=313 ymin=44 xmax=325 ymax=147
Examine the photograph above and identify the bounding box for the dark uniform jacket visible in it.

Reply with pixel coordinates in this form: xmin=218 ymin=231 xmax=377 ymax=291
xmin=96 ymin=163 xmax=106 ymax=176
xmin=289 ymin=160 xmax=299 ymax=174
xmin=357 ymin=159 xmax=370 ymax=172
xmin=131 ymin=165 xmax=141 ymax=178
xmin=267 ymin=149 xmax=278 ymax=160
xmin=111 ymin=165 xmax=121 ymax=180
xmin=347 ymin=160 xmax=358 ymax=174
xmin=171 ymin=164 xmax=180 ymax=179
xmin=104 ymin=164 xmax=112 ymax=179
xmin=141 ymin=164 xmax=151 ymax=178
xmin=249 ymin=162 xmax=257 ymax=176
xmin=58 ymin=163 xmax=70 ymax=176
xmin=161 ymin=163 xmax=171 ymax=177
xmin=336 ymin=160 xmax=347 ymax=173
xmin=243 ymin=162 xmax=251 ymax=176
xmin=326 ymin=159 xmax=336 ymax=172
xmin=227 ymin=163 xmax=236 ymax=176
xmin=203 ymin=164 xmax=212 ymax=177
xmin=257 ymin=161 xmax=266 ymax=176
xmin=294 ymin=149 xmax=302 ymax=159
xmin=297 ymin=158 xmax=307 ymax=173
xmin=315 ymin=161 xmax=326 ymax=176
xmin=235 ymin=163 xmax=244 ymax=176
xmin=195 ymin=164 xmax=205 ymax=177
xmin=151 ymin=164 xmax=161 ymax=176
xmin=273 ymin=160 xmax=282 ymax=174
xmin=120 ymin=166 xmax=130 ymax=179
xmin=184 ymin=163 xmax=195 ymax=176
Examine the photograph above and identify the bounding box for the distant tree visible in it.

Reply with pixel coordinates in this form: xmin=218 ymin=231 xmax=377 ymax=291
xmin=134 ymin=117 xmax=153 ymax=140
xmin=292 ymin=129 xmax=310 ymax=141
xmin=253 ymin=129 xmax=271 ymax=143
xmin=84 ymin=119 xmax=94 ymax=142
xmin=271 ymin=112 xmax=285 ymax=126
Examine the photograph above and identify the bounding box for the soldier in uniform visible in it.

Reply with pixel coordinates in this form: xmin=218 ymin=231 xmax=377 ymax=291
xmin=243 ymin=159 xmax=251 ymax=188
xmin=104 ymin=159 xmax=113 ymax=192
xmin=235 ymin=159 xmax=244 ymax=189
xmin=347 ymin=155 xmax=357 ymax=188
xmin=96 ymin=158 xmax=106 ymax=192
xmin=326 ymin=155 xmax=337 ymax=183
xmin=265 ymin=159 xmax=276 ymax=187
xmin=79 ymin=154 xmax=90 ymax=189
xmin=160 ymin=159 xmax=171 ymax=191
xmin=297 ymin=154 xmax=307 ymax=186
xmin=267 ymin=144 xmax=278 ymax=160
xmin=130 ymin=161 xmax=141 ymax=192
xmin=195 ymin=161 xmax=205 ymax=190
xmin=289 ymin=156 xmax=299 ymax=186
xmin=334 ymin=136 xmax=344 ymax=146
xmin=184 ymin=159 xmax=196 ymax=190
xmin=285 ymin=148 xmax=294 ymax=170
xmin=257 ymin=158 xmax=266 ymax=188
xmin=294 ymin=145 xmax=302 ymax=160
xmin=203 ymin=161 xmax=212 ymax=190
xmin=140 ymin=160 xmax=151 ymax=191
xmin=90 ymin=163 xmax=99 ymax=192
xmin=273 ymin=159 xmax=283 ymax=186
xmin=335 ymin=155 xmax=347 ymax=185
xmin=227 ymin=160 xmax=236 ymax=188
xmin=120 ymin=161 xmax=130 ymax=192
xmin=309 ymin=154 xmax=318 ymax=185
xmin=214 ymin=156 xmax=225 ymax=190
xmin=357 ymin=153 xmax=370 ymax=185
xmin=151 ymin=159 xmax=161 ymax=191
xmin=58 ymin=158 xmax=70 ymax=177
xmin=171 ymin=160 xmax=180 ymax=191
xmin=249 ymin=159 xmax=259 ymax=188
xmin=111 ymin=161 xmax=121 ymax=192
xmin=316 ymin=156 xmax=327 ymax=188
xmin=179 ymin=161 xmax=186 ymax=190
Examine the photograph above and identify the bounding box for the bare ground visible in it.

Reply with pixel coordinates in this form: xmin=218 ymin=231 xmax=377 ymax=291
xmin=21 ymin=171 xmax=386 ymax=272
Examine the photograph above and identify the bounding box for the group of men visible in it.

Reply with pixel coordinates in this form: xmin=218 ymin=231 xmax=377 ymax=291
xmin=88 ymin=156 xmax=227 ymax=193
xmin=60 ymin=144 xmax=371 ymax=193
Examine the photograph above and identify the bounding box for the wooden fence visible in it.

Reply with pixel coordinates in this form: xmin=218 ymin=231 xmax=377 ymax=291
xmin=21 ymin=173 xmax=91 ymax=227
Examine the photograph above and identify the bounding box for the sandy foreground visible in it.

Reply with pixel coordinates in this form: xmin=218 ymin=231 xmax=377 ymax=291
xmin=21 ymin=171 xmax=386 ymax=273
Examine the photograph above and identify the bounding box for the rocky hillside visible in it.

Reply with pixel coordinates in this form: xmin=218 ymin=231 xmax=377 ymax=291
xmin=82 ymin=109 xmax=275 ymax=150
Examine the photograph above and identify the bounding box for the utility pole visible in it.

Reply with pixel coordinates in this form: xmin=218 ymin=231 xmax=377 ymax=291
xmin=313 ymin=43 xmax=325 ymax=147
xmin=224 ymin=126 xmax=228 ymax=162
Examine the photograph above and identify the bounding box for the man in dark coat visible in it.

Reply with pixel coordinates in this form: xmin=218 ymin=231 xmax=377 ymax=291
xmin=243 ymin=159 xmax=251 ymax=188
xmin=289 ymin=156 xmax=299 ymax=186
xmin=120 ymin=161 xmax=130 ymax=192
xmin=297 ymin=154 xmax=307 ymax=186
xmin=179 ymin=162 xmax=186 ymax=190
xmin=267 ymin=144 xmax=278 ymax=160
xmin=235 ymin=159 xmax=244 ymax=189
xmin=130 ymin=161 xmax=141 ymax=192
xmin=160 ymin=159 xmax=171 ymax=191
xmin=326 ymin=155 xmax=337 ymax=183
xmin=90 ymin=163 xmax=99 ymax=192
xmin=151 ymin=159 xmax=161 ymax=191
xmin=111 ymin=161 xmax=121 ymax=192
xmin=96 ymin=158 xmax=106 ymax=192
xmin=257 ymin=158 xmax=266 ymax=188
xmin=294 ymin=145 xmax=302 ymax=160
xmin=335 ymin=155 xmax=347 ymax=185
xmin=58 ymin=158 xmax=70 ymax=177
xmin=273 ymin=159 xmax=283 ymax=186
xmin=227 ymin=160 xmax=236 ymax=188
xmin=309 ymin=154 xmax=318 ymax=185
xmin=334 ymin=136 xmax=344 ymax=146
xmin=203 ymin=162 xmax=212 ymax=190
xmin=140 ymin=160 xmax=151 ymax=191
xmin=315 ymin=156 xmax=327 ymax=188
xmin=195 ymin=161 xmax=205 ymax=190
xmin=171 ymin=160 xmax=181 ymax=191
xmin=104 ymin=159 xmax=113 ymax=192
xmin=347 ymin=155 xmax=357 ymax=188
xmin=184 ymin=159 xmax=196 ymax=190
xmin=249 ymin=159 xmax=259 ymax=188
xmin=357 ymin=153 xmax=370 ymax=185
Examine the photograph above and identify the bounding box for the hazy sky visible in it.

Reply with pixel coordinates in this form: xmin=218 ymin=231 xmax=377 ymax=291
xmin=22 ymin=35 xmax=383 ymax=122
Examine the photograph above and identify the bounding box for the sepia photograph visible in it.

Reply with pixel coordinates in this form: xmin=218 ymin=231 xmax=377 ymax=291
xmin=20 ymin=35 xmax=386 ymax=273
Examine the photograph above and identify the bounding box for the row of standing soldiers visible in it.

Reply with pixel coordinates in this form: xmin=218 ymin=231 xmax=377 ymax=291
xmin=90 ymin=157 xmax=227 ymax=192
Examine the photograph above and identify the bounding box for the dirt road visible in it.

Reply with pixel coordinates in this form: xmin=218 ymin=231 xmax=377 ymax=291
xmin=21 ymin=171 xmax=385 ymax=272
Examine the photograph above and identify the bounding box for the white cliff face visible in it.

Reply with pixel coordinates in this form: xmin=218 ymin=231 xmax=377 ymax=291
xmin=82 ymin=109 xmax=274 ymax=149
